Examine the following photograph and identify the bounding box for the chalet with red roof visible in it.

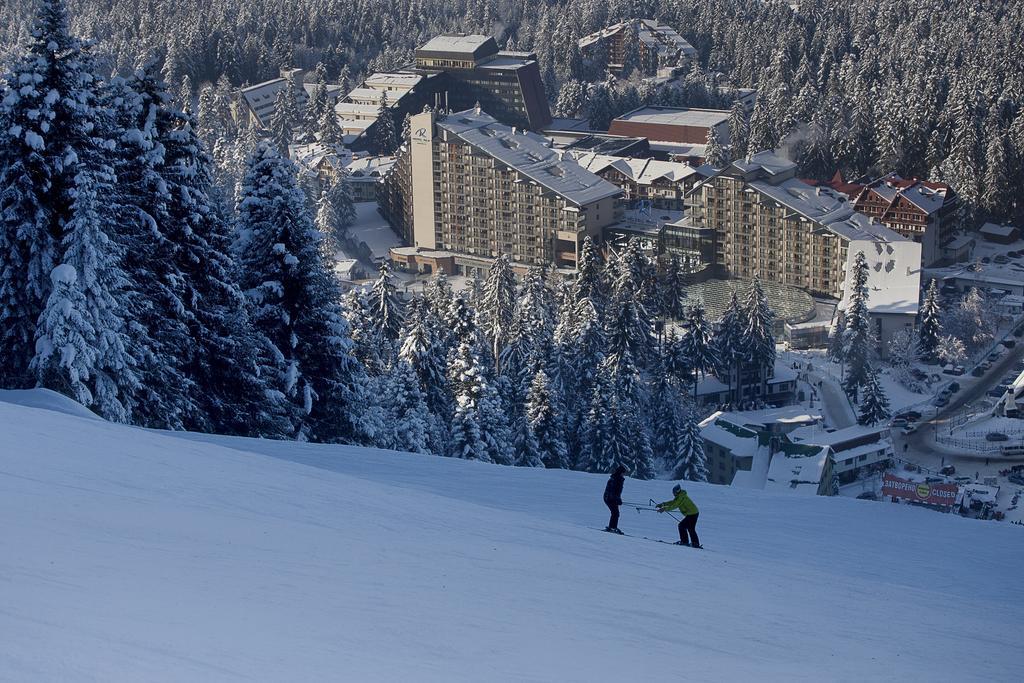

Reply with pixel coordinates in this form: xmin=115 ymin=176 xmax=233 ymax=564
xmin=837 ymin=173 xmax=957 ymax=266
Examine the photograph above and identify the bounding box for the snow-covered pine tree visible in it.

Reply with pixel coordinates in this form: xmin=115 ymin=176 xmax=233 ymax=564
xmin=680 ymin=301 xmax=718 ymax=397
xmin=605 ymin=391 xmax=655 ymax=479
xmin=371 ymin=92 xmax=398 ymax=154
xmin=857 ymin=370 xmax=891 ymax=426
xmin=577 ymin=371 xmax=613 ymax=472
xmin=380 ymin=360 xmax=431 ymax=454
xmin=106 ymin=60 xmax=197 ymax=429
xmin=704 ymin=127 xmax=729 ymax=168
xmin=619 ymin=238 xmax=658 ymax=314
xmin=826 ymin=314 xmax=846 ymax=364
xmin=399 ymin=299 xmax=449 ymax=415
xmin=235 ymin=141 xmax=372 ymax=443
xmin=742 ymin=275 xmax=776 ymax=401
xmin=669 ymin=406 xmax=709 ymax=482
xmin=713 ymin=290 xmax=746 ymax=401
xmin=314 ymin=186 xmax=339 ymax=246
xmin=917 ymin=278 xmax=941 ymax=361
xmin=32 ymin=158 xmax=139 ymax=421
xmin=658 ymin=251 xmax=687 ymax=321
xmin=367 ymin=259 xmax=405 ymax=344
xmin=319 ymin=106 xmax=343 ymax=146
xmin=728 ymin=99 xmax=749 ymax=160
xmin=841 ymin=252 xmax=872 ymax=401
xmin=662 ymin=328 xmax=692 ymax=386
xmin=305 ymin=71 xmax=328 ymax=131
xmin=269 ymin=86 xmax=296 ymax=154
xmin=557 ymin=294 xmax=606 ymax=453
xmin=448 ymin=292 xmax=478 ymax=347
xmin=333 ymin=175 xmax=357 ymax=233
xmin=446 ymin=339 xmax=489 ymax=461
xmin=511 ymin=407 xmax=544 ymax=468
xmin=0 ymin=0 xmax=137 ymax=418
xmin=0 ymin=0 xmax=107 ymax=388
xmin=478 ymin=375 xmax=514 ymax=465
xmin=649 ymin=365 xmax=680 ymax=458
xmin=526 ymin=368 xmax=568 ymax=469
xmin=480 ymin=255 xmax=517 ymax=370
xmin=605 ymin=270 xmax=654 ymax=372
xmin=342 ymin=288 xmax=384 ymax=373
xmin=574 ymin=235 xmax=607 ymax=313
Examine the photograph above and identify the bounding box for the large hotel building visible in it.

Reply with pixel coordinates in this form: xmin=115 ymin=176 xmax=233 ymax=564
xmin=381 ymin=107 xmax=621 ymax=275
xmin=685 ymin=151 xmax=922 ymax=349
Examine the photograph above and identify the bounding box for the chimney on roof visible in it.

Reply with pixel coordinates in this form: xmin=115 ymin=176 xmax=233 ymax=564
xmin=474 ymin=101 xmax=482 ymax=115
xmin=512 ymin=126 xmax=517 ymax=135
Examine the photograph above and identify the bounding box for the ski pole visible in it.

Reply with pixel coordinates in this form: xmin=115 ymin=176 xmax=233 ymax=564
xmin=651 ymin=497 xmax=680 ymax=521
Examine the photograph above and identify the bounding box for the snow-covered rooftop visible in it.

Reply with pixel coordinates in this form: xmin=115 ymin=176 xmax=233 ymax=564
xmin=437 ymin=109 xmax=621 ymax=206
xmin=764 ymin=445 xmax=830 ymax=495
xmin=613 ymin=106 xmax=730 ymax=129
xmin=787 ymin=423 xmax=889 ymax=448
xmin=418 ymin=34 xmax=494 ymax=55
xmin=363 ymin=73 xmax=423 ymax=91
xmin=348 ymin=202 xmax=403 ymax=261
xmin=980 ymin=222 xmax=1018 ymax=238
xmin=698 ymin=413 xmax=761 ymax=459
xmin=838 ymin=239 xmax=922 ymax=316
xmin=716 ymin=406 xmax=822 ymax=430
xmin=568 ymin=152 xmax=701 ymax=185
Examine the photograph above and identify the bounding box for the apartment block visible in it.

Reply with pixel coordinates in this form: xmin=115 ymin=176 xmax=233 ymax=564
xmin=380 ymin=107 xmax=621 ymax=274
xmin=238 ymin=67 xmax=345 ymax=129
xmin=578 ymin=19 xmax=698 ymax=76
xmin=687 ymin=151 xmax=922 ymax=352
xmin=340 ymin=35 xmax=552 ymax=151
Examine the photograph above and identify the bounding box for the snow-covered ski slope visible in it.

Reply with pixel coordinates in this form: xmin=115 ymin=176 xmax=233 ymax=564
xmin=2 ymin=391 xmax=1021 ymax=681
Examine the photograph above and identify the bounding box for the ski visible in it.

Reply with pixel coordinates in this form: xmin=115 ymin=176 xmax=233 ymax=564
xmin=593 ymin=528 xmax=706 ymax=550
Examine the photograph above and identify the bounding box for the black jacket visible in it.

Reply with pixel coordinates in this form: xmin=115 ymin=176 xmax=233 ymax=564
xmin=604 ymin=473 xmax=624 ymax=505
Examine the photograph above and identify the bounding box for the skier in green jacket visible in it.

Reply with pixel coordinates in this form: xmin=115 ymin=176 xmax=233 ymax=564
xmin=657 ymin=484 xmax=702 ymax=548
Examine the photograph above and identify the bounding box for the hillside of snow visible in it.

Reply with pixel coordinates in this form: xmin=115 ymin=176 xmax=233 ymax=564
xmin=2 ymin=391 xmax=1022 ymax=681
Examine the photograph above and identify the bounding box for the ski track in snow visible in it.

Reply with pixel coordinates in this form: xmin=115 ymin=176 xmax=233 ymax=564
xmin=1 ymin=392 xmax=1022 ymax=681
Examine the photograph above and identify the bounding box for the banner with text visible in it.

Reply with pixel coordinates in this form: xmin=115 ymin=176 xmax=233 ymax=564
xmin=882 ymin=473 xmax=959 ymax=507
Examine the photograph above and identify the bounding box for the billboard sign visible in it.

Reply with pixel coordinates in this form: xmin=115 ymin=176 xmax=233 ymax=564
xmin=881 ymin=473 xmax=959 ymax=507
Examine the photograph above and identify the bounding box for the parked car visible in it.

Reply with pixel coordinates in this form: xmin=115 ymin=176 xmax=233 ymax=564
xmin=988 ymin=351 xmax=1001 ymax=362
xmin=1003 ymin=339 xmax=1017 ymax=349
xmin=901 ymin=425 xmax=917 ymax=436
xmin=986 ymin=432 xmax=1009 ymax=442
xmin=942 ymin=365 xmax=965 ymax=376
xmin=987 ymin=387 xmax=1008 ymax=398
xmin=994 ymin=255 xmax=1009 ymax=264
xmin=1009 ymin=473 xmax=1024 ymax=486
xmin=940 ymin=465 xmax=956 ymax=476
xmin=897 ymin=410 xmax=922 ymax=422
xmin=982 ymin=256 xmax=992 ymax=264
xmin=980 ymin=361 xmax=992 ymax=372
xmin=972 ymin=366 xmax=986 ymax=377
xmin=948 ymin=382 xmax=960 ymax=393
xmin=933 ymin=395 xmax=949 ymax=407
xmin=891 ymin=417 xmax=908 ymax=428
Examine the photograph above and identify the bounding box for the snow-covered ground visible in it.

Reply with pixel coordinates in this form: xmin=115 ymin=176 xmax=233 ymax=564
xmin=2 ymin=391 xmax=1023 ymax=681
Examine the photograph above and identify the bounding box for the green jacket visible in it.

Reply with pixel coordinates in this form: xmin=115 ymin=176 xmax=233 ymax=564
xmin=658 ymin=490 xmax=698 ymax=516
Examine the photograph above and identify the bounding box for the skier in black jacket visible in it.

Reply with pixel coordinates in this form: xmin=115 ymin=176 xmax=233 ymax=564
xmin=603 ymin=465 xmax=627 ymax=534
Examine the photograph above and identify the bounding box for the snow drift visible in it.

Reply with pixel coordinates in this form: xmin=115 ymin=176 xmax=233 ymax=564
xmin=1 ymin=391 xmax=1021 ymax=681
